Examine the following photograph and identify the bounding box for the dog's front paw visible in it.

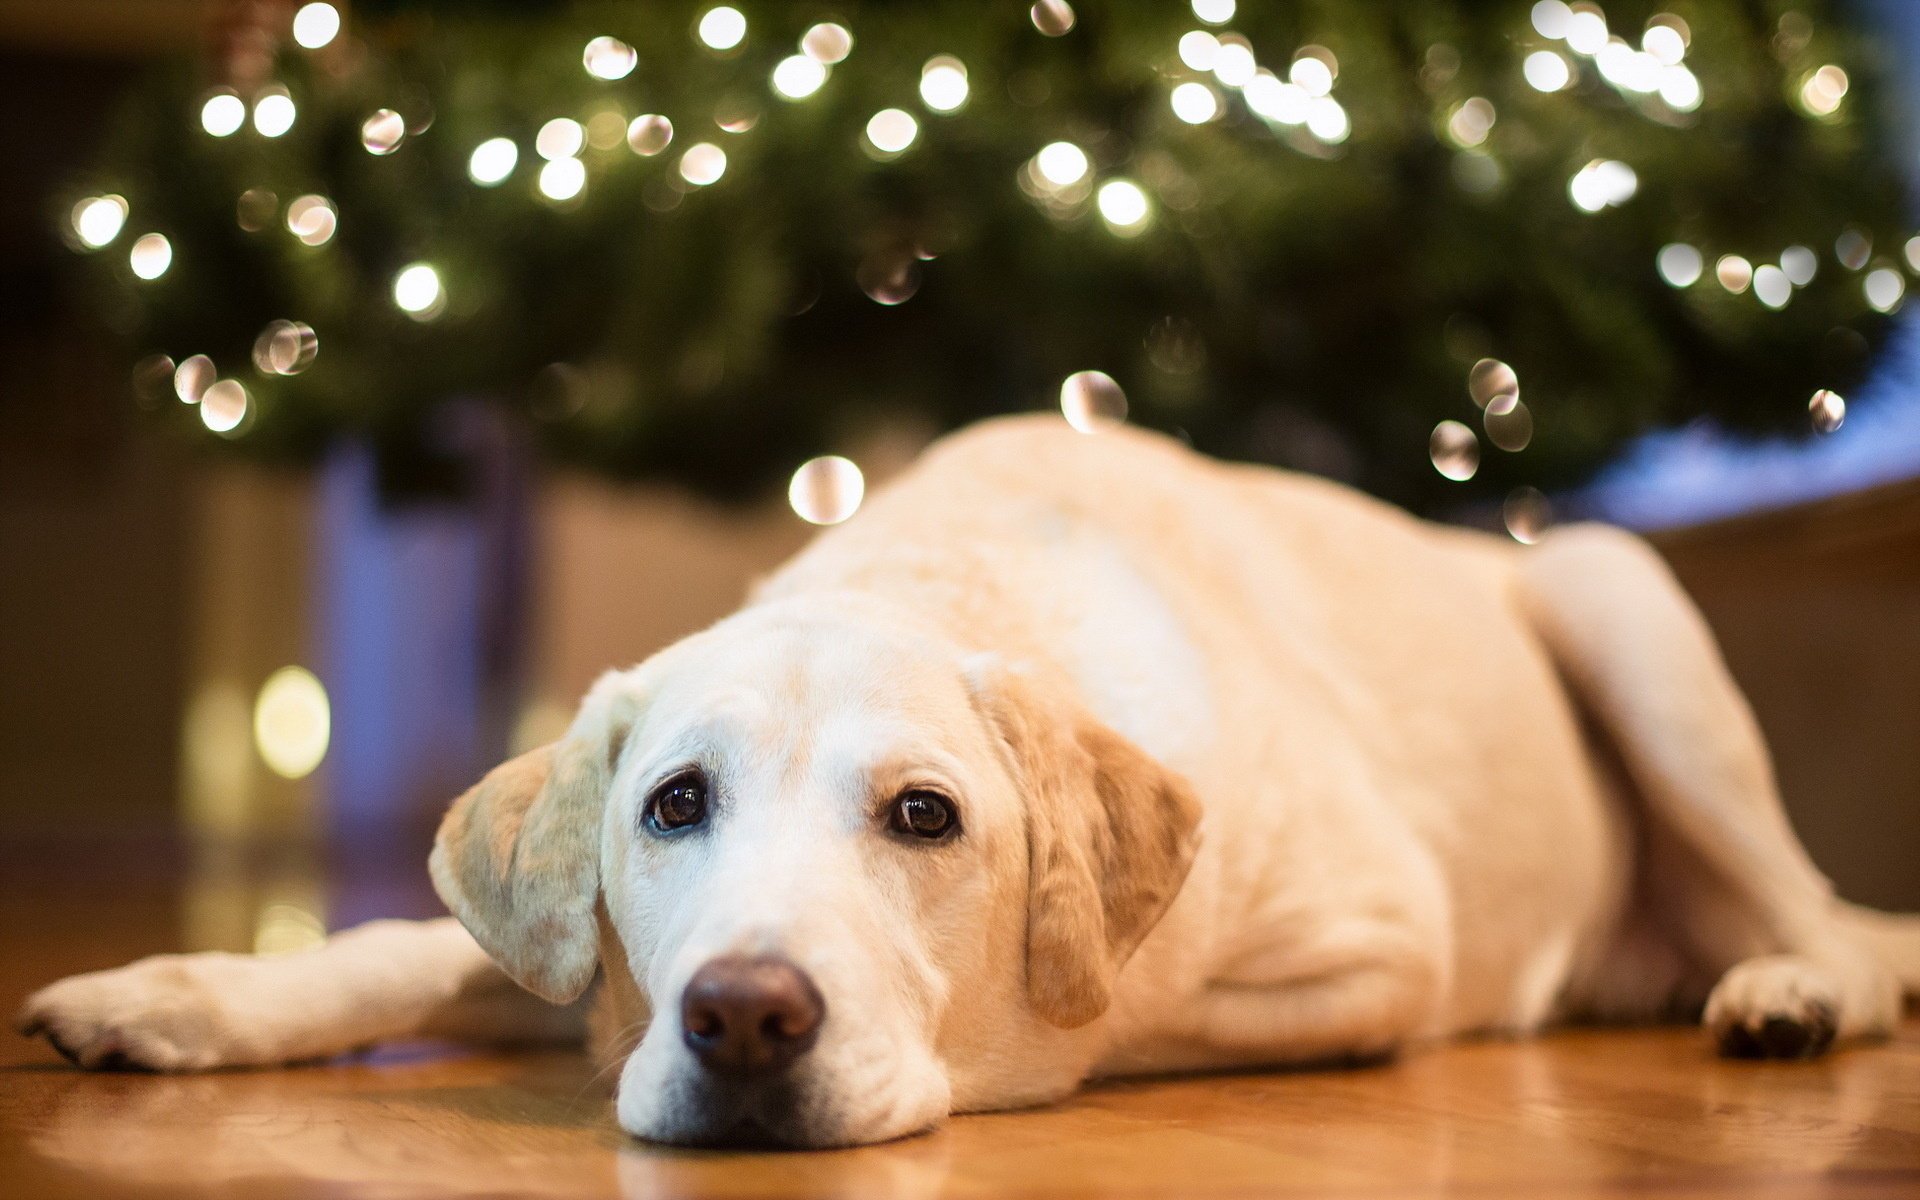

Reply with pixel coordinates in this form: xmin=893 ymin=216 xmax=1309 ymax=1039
xmin=1703 ymin=955 xmax=1840 ymax=1060
xmin=17 ymin=956 xmax=249 ymax=1071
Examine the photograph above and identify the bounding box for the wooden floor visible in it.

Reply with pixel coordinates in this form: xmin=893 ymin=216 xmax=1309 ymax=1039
xmin=4 ymin=838 xmax=1918 ymax=1198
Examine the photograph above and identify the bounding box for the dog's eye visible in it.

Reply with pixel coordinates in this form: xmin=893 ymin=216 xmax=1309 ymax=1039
xmin=890 ymin=790 xmax=957 ymax=840
xmin=645 ymin=771 xmax=709 ymax=835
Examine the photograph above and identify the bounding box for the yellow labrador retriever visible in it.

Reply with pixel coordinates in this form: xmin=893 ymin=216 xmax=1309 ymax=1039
xmin=21 ymin=416 xmax=1919 ymax=1146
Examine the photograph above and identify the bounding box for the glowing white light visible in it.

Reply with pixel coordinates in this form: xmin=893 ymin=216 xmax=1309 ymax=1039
xmin=254 ymin=666 xmax=330 ymax=778
xmin=200 ymin=91 xmax=246 ymax=137
xmin=1569 ymin=159 xmax=1635 ymax=212
xmin=467 ymin=137 xmax=518 ymax=185
xmin=1289 ymin=56 xmax=1333 ymax=98
xmin=865 ymin=108 xmax=919 ymax=155
xmin=1191 ymin=0 xmax=1235 ymax=24
xmin=1035 ymin=141 xmax=1088 ymax=186
xmin=1171 ymin=81 xmax=1220 ymax=124
xmin=773 ymin=55 xmax=828 ymax=99
xmin=1060 ymin=370 xmax=1128 ymax=431
xmin=1246 ymin=74 xmax=1308 ymax=123
xmin=286 ymin=194 xmax=337 ymax=245
xmin=802 ymin=22 xmax=852 ymax=64
xmin=536 ymin=118 xmax=585 ymax=161
xmin=1810 ymin=389 xmax=1845 ymax=434
xmin=360 ymin=108 xmax=406 ymax=155
xmin=627 ymin=114 xmax=674 ymax=156
xmin=1906 ymin=237 xmax=1920 ymax=274
xmin=679 ymin=142 xmax=727 ymax=185
xmin=1715 ymin=255 xmax=1752 ymax=293
xmin=920 ymin=56 xmax=969 ymax=113
xmin=1659 ymin=64 xmax=1701 ymax=111
xmin=1212 ymin=40 xmax=1256 ymax=88
xmin=538 ymin=156 xmax=586 ymax=201
xmin=1429 ymin=420 xmax=1480 ymax=481
xmin=788 ymin=456 xmax=864 ymax=525
xmin=1753 ymin=265 xmax=1792 ymax=310
xmin=1566 ymin=10 xmax=1608 ymax=56
xmin=1799 ymin=65 xmax=1848 ymax=117
xmin=1865 ymin=267 xmax=1906 ymax=313
xmin=1643 ymin=25 xmax=1685 ymax=65
xmin=72 ymin=195 xmax=128 ymax=249
xmin=174 ymin=355 xmax=214 ymax=403
xmin=1656 ymin=243 xmax=1703 ymax=287
xmin=1096 ymin=179 xmax=1151 ymax=233
xmin=1531 ymin=0 xmax=1573 ymax=39
xmin=697 ymin=6 xmax=747 ymax=51
xmin=1447 ymin=98 xmax=1495 ymax=147
xmin=129 ymin=233 xmax=171 ymax=279
xmin=1029 ymin=0 xmax=1076 ymax=37
xmin=392 ymin=262 xmax=444 ymax=318
xmin=1305 ymin=96 xmax=1350 ymax=143
xmin=253 ymin=91 xmax=296 ymax=138
xmin=1524 ymin=50 xmax=1571 ymax=92
xmin=583 ymin=35 xmax=637 ymax=80
xmin=1178 ymin=31 xmax=1219 ymax=71
xmin=1504 ymin=487 xmax=1552 ymax=544
xmin=291 ymin=3 xmax=340 ymax=50
xmin=199 ymin=378 xmax=248 ymax=433
xmin=1781 ymin=245 xmax=1818 ymax=286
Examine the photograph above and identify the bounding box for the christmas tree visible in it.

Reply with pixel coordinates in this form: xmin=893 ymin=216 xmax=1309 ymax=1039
xmin=61 ymin=0 xmax=1910 ymax=516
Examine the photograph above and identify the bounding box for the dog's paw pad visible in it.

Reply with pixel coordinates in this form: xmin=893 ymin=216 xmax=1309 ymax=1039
xmin=1705 ymin=956 xmax=1841 ymax=1061
xmin=17 ymin=959 xmax=233 ymax=1072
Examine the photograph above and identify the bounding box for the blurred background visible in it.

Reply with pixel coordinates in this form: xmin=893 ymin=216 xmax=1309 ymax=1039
xmin=1 ymin=0 xmax=1916 ymax=963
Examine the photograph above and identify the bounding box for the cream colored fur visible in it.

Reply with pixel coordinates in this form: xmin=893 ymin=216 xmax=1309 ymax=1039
xmin=21 ymin=417 xmax=1920 ymax=1147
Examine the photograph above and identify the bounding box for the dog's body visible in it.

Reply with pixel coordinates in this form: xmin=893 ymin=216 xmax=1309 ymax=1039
xmin=22 ymin=417 xmax=1920 ymax=1146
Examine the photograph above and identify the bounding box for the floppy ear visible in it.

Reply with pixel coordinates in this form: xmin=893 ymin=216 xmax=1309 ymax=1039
xmin=429 ymin=689 xmax=632 ymax=1004
xmin=972 ymin=663 xmax=1204 ymax=1029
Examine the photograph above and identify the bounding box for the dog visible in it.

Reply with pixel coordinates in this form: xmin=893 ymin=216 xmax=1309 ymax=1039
xmin=19 ymin=416 xmax=1920 ymax=1147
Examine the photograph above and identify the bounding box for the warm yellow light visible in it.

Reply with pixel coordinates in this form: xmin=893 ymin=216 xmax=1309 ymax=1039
xmin=1096 ymin=179 xmax=1151 ymax=234
xmin=1171 ymin=82 xmax=1220 ymax=124
xmin=697 ymin=6 xmax=747 ymax=51
xmin=919 ymin=56 xmax=969 ymax=113
xmin=291 ymin=2 xmax=341 ymax=50
xmin=253 ymin=666 xmax=330 ymax=779
xmin=253 ymin=89 xmax=296 ymax=138
xmin=392 ymin=262 xmax=445 ymax=318
xmin=201 ymin=90 xmax=246 ymax=137
xmin=1524 ymin=50 xmax=1571 ymax=92
xmin=538 ymin=157 xmax=586 ymax=201
xmin=71 ymin=195 xmax=128 ymax=249
xmin=1035 ymin=142 xmax=1089 ymax=187
xmin=773 ymin=55 xmax=828 ymax=99
xmin=865 ymin=108 xmax=919 ymax=155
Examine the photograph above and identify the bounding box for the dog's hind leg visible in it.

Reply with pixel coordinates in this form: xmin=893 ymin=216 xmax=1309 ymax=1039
xmin=17 ymin=916 xmax=584 ymax=1071
xmin=1515 ymin=524 xmax=1907 ymax=1056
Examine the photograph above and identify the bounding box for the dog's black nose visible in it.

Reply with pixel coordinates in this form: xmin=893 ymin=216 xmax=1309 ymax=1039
xmin=680 ymin=955 xmax=825 ymax=1076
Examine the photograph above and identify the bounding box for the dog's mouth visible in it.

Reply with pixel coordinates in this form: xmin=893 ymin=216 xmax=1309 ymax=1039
xmin=641 ymin=1077 xmax=838 ymax=1150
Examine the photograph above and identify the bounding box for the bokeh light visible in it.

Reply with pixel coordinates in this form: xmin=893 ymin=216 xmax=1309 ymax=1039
xmin=71 ymin=194 xmax=128 ymax=249
xmin=1809 ymin=389 xmax=1846 ymax=434
xmin=1656 ymin=243 xmax=1703 ymax=287
xmin=864 ymin=108 xmax=919 ymax=156
xmin=538 ymin=156 xmax=587 ymax=201
xmin=286 ymin=194 xmax=337 ymax=245
xmin=1096 ymin=179 xmax=1151 ymax=234
xmin=627 ymin=114 xmax=674 ymax=156
xmin=1059 ymin=370 xmax=1127 ymax=431
xmin=920 ymin=56 xmax=969 ymax=113
xmin=468 ymin=137 xmax=519 ymax=185
xmin=536 ymin=118 xmax=585 ymax=160
xmin=773 ymin=55 xmax=828 ymax=100
xmin=1429 ymin=420 xmax=1479 ymax=481
xmin=128 ymin=232 xmax=172 ymax=280
xmin=253 ymin=666 xmax=330 ymax=779
xmin=253 ymin=88 xmax=296 ymax=138
xmin=200 ymin=90 xmax=245 ymax=137
xmin=200 ymin=378 xmax=249 ymax=434
xmin=391 ymin=262 xmax=445 ymax=319
xmin=1029 ymin=0 xmax=1075 ymax=37
xmin=583 ymin=35 xmax=637 ymax=80
xmin=697 ymin=6 xmax=747 ymax=51
xmin=291 ymin=3 xmax=341 ymax=50
xmin=788 ymin=456 xmax=865 ymax=524
xmin=802 ymin=22 xmax=852 ymax=63
xmin=360 ymin=108 xmax=406 ymax=155
xmin=678 ymin=142 xmax=727 ymax=185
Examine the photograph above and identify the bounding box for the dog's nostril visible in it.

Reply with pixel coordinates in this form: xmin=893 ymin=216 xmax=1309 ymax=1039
xmin=679 ymin=954 xmax=826 ymax=1077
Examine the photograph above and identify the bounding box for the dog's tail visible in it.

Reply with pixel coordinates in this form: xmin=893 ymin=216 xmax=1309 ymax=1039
xmin=1837 ymin=901 xmax=1920 ymax=1002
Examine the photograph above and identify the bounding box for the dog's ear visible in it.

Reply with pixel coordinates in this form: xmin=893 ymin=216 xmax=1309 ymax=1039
xmin=971 ymin=661 xmax=1204 ymax=1029
xmin=429 ymin=683 xmax=633 ymax=1004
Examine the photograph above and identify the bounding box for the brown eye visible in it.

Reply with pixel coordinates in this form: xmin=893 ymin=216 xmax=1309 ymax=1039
xmin=890 ymin=790 xmax=957 ymax=840
xmin=645 ymin=771 xmax=708 ymax=835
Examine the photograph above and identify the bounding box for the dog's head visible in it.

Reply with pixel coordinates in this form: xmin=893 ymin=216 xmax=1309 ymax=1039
xmin=430 ymin=596 xmax=1201 ymax=1147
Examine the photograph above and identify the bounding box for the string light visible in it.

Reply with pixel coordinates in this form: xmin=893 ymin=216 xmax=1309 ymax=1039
xmin=1864 ymin=267 xmax=1905 ymax=313
xmin=802 ymin=22 xmax=852 ymax=64
xmin=1059 ymin=370 xmax=1127 ymax=431
xmin=128 ymin=233 xmax=172 ymax=279
xmin=1305 ymin=97 xmax=1350 ymax=143
xmin=1191 ymin=0 xmax=1235 ymax=25
xmin=536 ymin=118 xmax=585 ymax=160
xmin=174 ymin=355 xmax=214 ymax=403
xmin=1568 ymin=159 xmax=1636 ymax=212
xmin=1212 ymin=37 xmax=1256 ymax=88
xmin=1096 ymin=179 xmax=1151 ymax=234
xmin=252 ymin=320 xmax=319 ymax=375
xmin=538 ymin=156 xmax=586 ymax=201
xmin=1809 ymin=389 xmax=1845 ymax=434
xmin=1171 ymin=82 xmax=1220 ymax=124
xmin=1656 ymin=243 xmax=1703 ymax=287
xmin=1753 ymin=265 xmax=1791 ymax=310
xmin=919 ymin=56 xmax=969 ymax=113
xmin=696 ymin=6 xmax=746 ymax=51
xmin=254 ymin=666 xmax=330 ymax=778
xmin=1835 ymin=229 xmax=1872 ymax=271
xmin=1447 ymin=98 xmax=1495 ymax=147
xmin=1504 ymin=487 xmax=1551 ymax=544
xmin=1245 ymin=73 xmax=1309 ymax=124
xmin=583 ymin=36 xmax=637 ymax=81
xmin=200 ymin=379 xmax=249 ymax=434
xmin=1179 ymin=31 xmax=1219 ymax=72
xmin=392 ymin=262 xmax=445 ymax=319
xmin=361 ymin=109 xmax=406 ymax=155
xmin=1659 ymin=65 xmax=1702 ymax=111
xmin=678 ymin=142 xmax=727 ymax=185
xmin=1289 ymin=53 xmax=1334 ymax=98
xmin=291 ymin=3 xmax=341 ymax=50
xmin=71 ymin=195 xmax=128 ymax=249
xmin=788 ymin=456 xmax=864 ymax=524
xmin=627 ymin=115 xmax=674 ymax=156
xmin=1798 ymin=65 xmax=1848 ymax=117
xmin=1531 ymin=1 xmax=1573 ymax=39
xmin=1429 ymin=420 xmax=1479 ymax=481
xmin=773 ymin=55 xmax=828 ymax=100
xmin=1029 ymin=0 xmax=1075 ymax=37
xmin=1524 ymin=50 xmax=1572 ymax=92
xmin=468 ymin=137 xmax=518 ymax=185
xmin=1715 ymin=254 xmax=1753 ymax=293
xmin=1781 ymin=245 xmax=1818 ymax=286
xmin=200 ymin=90 xmax=246 ymax=137
xmin=253 ymin=87 xmax=296 ymax=138
xmin=864 ymin=109 xmax=919 ymax=157
xmin=1565 ymin=8 xmax=1609 ymax=56
xmin=1467 ymin=358 xmax=1519 ymax=411
xmin=1035 ymin=141 xmax=1089 ymax=187
xmin=286 ymin=194 xmax=337 ymax=245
